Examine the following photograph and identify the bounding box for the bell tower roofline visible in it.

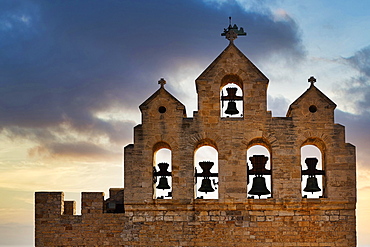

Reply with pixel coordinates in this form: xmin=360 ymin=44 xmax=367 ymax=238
xmin=196 ymin=40 xmax=269 ymax=93
xmin=196 ymin=17 xmax=267 ymax=87
xmin=139 ymin=78 xmax=186 ymax=116
xmin=286 ymin=76 xmax=336 ymax=117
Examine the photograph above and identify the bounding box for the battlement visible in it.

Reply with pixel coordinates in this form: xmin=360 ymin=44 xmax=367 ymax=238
xmin=35 ymin=188 xmax=124 ymax=218
xmin=35 ymin=190 xmax=356 ymax=246
xmin=35 ymin=192 xmax=64 ymax=219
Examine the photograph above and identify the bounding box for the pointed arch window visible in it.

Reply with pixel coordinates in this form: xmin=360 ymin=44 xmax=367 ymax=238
xmin=194 ymin=146 xmax=219 ymax=199
xmin=247 ymin=145 xmax=272 ymax=199
xmin=153 ymin=147 xmax=172 ymax=199
xmin=220 ymin=83 xmax=243 ymax=118
xmin=301 ymin=145 xmax=325 ymax=198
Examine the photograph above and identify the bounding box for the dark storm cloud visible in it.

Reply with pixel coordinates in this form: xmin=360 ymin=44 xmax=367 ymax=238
xmin=0 ymin=0 xmax=304 ymax=158
xmin=341 ymin=46 xmax=370 ymax=113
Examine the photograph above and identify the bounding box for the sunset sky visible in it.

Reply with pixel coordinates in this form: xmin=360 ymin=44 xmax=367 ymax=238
xmin=1 ymin=0 xmax=370 ymax=246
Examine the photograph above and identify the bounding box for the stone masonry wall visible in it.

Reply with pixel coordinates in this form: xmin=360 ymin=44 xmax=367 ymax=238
xmin=35 ymin=192 xmax=356 ymax=246
xmin=35 ymin=42 xmax=356 ymax=246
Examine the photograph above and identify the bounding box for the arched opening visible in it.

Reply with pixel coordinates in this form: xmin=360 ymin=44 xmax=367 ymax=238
xmin=220 ymin=83 xmax=243 ymax=118
xmin=194 ymin=146 xmax=218 ymax=199
xmin=247 ymin=145 xmax=271 ymax=199
xmin=301 ymin=145 xmax=324 ymax=198
xmin=153 ymin=147 xmax=172 ymax=199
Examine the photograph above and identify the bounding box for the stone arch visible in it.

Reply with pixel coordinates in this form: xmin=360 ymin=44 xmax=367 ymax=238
xmin=300 ymin=137 xmax=327 ymax=162
xmin=152 ymin=141 xmax=172 ymax=199
xmin=151 ymin=135 xmax=180 ymax=150
xmin=299 ymin=132 xmax=329 ymax=150
xmin=300 ymin=138 xmax=326 ymax=198
xmin=153 ymin=141 xmax=171 ymax=153
xmin=220 ymin=74 xmax=244 ymax=118
xmin=221 ymin=85 xmax=243 ymax=117
xmin=194 ymin=138 xmax=218 ymax=152
xmin=246 ymin=137 xmax=272 ymax=154
xmin=246 ymin=138 xmax=272 ymax=199
xmin=194 ymin=139 xmax=219 ymax=199
xmin=189 ymin=132 xmax=221 ymax=148
xmin=220 ymin=74 xmax=243 ymax=89
xmin=263 ymin=132 xmax=279 ymax=148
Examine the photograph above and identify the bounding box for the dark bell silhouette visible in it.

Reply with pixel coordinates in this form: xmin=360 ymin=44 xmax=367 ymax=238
xmin=225 ymin=101 xmax=239 ymax=115
xmin=198 ymin=178 xmax=215 ymax=193
xmin=303 ymin=177 xmax=321 ymax=193
xmin=156 ymin=177 xmax=170 ymax=190
xmin=248 ymin=176 xmax=270 ymax=197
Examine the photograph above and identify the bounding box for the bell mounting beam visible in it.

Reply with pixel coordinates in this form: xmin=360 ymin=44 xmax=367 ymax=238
xmin=195 ymin=161 xmax=218 ymax=177
xmin=248 ymin=155 xmax=272 ymax=176
xmin=301 ymin=158 xmax=325 ymax=176
xmin=153 ymin=162 xmax=172 ymax=177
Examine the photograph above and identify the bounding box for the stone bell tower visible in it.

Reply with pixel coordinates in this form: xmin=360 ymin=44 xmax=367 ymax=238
xmin=35 ymin=20 xmax=356 ymax=246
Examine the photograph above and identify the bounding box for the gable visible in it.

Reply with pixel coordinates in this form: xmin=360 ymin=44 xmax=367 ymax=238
xmin=139 ymin=86 xmax=187 ymax=124
xmin=140 ymin=86 xmax=185 ymax=112
xmin=286 ymin=84 xmax=336 ymax=120
xmin=196 ymin=42 xmax=268 ymax=90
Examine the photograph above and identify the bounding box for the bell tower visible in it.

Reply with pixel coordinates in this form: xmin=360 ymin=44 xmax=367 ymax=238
xmin=35 ymin=19 xmax=356 ymax=246
xmin=196 ymin=19 xmax=269 ymax=124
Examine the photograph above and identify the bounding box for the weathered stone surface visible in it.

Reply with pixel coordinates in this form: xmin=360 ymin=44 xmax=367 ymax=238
xmin=35 ymin=42 xmax=356 ymax=246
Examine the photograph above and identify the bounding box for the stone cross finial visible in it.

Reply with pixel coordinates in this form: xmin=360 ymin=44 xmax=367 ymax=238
xmin=225 ymin=30 xmax=238 ymax=42
xmin=308 ymin=76 xmax=316 ymax=86
xmin=221 ymin=17 xmax=246 ymax=43
xmin=158 ymin=78 xmax=166 ymax=88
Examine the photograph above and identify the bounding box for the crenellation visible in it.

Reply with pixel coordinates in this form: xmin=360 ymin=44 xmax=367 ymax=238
xmin=35 ymin=192 xmax=64 ymax=218
xmin=81 ymin=192 xmax=104 ymax=215
xmin=63 ymin=201 xmax=75 ymax=215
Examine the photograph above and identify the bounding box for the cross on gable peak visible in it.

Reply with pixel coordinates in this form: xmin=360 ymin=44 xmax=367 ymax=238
xmin=158 ymin=78 xmax=166 ymax=88
xmin=221 ymin=17 xmax=247 ymax=43
xmin=308 ymin=76 xmax=316 ymax=86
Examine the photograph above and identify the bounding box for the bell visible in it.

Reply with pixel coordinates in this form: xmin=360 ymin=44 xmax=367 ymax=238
xmin=156 ymin=177 xmax=170 ymax=190
xmin=225 ymin=101 xmax=239 ymax=115
xmin=198 ymin=178 xmax=215 ymax=193
xmin=248 ymin=176 xmax=270 ymax=197
xmin=303 ymin=177 xmax=321 ymax=193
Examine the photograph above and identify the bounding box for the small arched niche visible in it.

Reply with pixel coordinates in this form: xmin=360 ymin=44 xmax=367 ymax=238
xmin=194 ymin=145 xmax=219 ymax=199
xmin=301 ymin=145 xmax=324 ymax=198
xmin=153 ymin=145 xmax=172 ymax=199
xmin=220 ymin=75 xmax=243 ymax=118
xmin=247 ymin=145 xmax=272 ymax=199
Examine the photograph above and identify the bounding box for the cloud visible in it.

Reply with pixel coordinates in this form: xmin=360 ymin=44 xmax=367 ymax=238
xmin=336 ymin=46 xmax=370 ymax=114
xmin=31 ymin=141 xmax=122 ymax=161
xmin=0 ymin=0 xmax=305 ymax=160
xmin=29 ymin=142 xmax=111 ymax=159
xmin=267 ymin=95 xmax=291 ymax=117
xmin=335 ymin=109 xmax=370 ymax=169
xmin=346 ymin=46 xmax=370 ymax=77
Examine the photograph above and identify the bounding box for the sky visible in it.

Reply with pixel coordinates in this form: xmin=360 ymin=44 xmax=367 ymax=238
xmin=0 ymin=0 xmax=369 ymax=246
